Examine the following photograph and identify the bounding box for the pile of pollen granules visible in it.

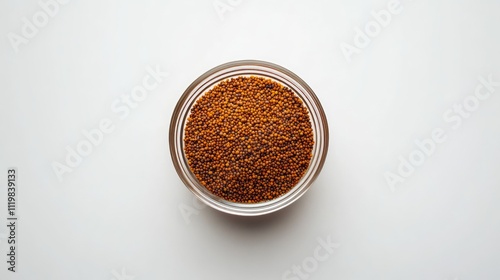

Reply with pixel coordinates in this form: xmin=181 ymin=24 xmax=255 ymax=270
xmin=184 ymin=76 xmax=314 ymax=203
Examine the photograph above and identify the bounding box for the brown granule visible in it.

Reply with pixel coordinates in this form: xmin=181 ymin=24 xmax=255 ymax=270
xmin=184 ymin=76 xmax=314 ymax=203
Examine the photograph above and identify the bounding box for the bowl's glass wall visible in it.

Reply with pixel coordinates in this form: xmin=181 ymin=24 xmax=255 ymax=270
xmin=170 ymin=60 xmax=329 ymax=216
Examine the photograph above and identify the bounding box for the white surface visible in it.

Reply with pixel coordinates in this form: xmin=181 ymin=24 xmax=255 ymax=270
xmin=1 ymin=0 xmax=500 ymax=279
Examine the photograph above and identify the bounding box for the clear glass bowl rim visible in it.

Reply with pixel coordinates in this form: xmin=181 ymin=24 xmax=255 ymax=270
xmin=169 ymin=60 xmax=329 ymax=216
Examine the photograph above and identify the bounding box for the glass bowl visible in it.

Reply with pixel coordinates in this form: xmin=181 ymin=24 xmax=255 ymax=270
xmin=169 ymin=60 xmax=329 ymax=216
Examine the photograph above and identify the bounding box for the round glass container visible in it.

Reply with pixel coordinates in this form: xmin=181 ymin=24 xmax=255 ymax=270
xmin=169 ymin=60 xmax=328 ymax=216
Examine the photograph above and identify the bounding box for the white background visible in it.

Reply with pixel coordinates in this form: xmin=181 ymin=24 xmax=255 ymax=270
xmin=1 ymin=0 xmax=500 ymax=279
